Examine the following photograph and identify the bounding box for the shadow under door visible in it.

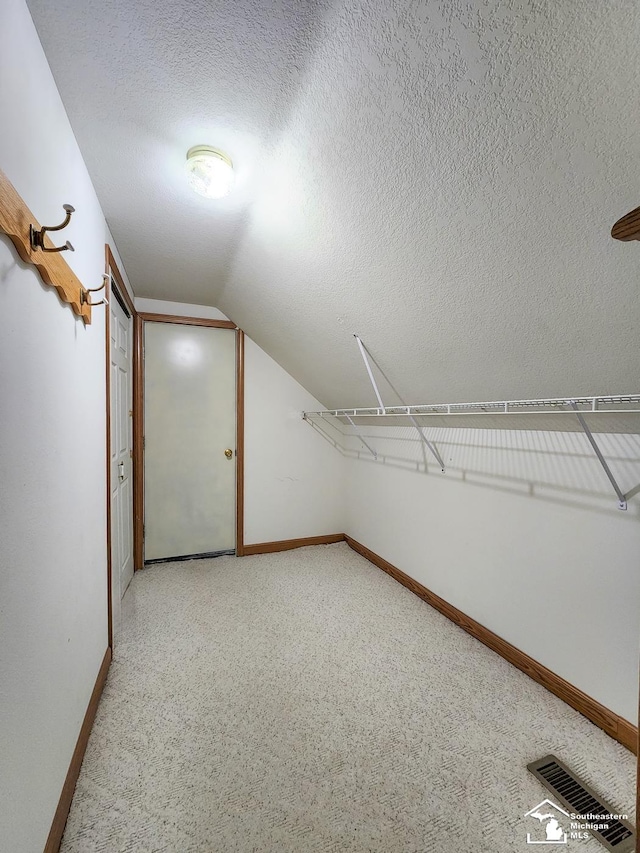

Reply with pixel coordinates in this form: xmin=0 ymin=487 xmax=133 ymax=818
xmin=144 ymin=322 xmax=236 ymax=561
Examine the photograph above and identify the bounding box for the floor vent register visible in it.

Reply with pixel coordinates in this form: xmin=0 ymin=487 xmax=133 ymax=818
xmin=527 ymin=754 xmax=635 ymax=852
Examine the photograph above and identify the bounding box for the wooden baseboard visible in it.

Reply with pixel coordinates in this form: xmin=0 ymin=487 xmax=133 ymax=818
xmin=242 ymin=533 xmax=345 ymax=556
xmin=345 ymin=535 xmax=637 ymax=754
xmin=44 ymin=647 xmax=112 ymax=853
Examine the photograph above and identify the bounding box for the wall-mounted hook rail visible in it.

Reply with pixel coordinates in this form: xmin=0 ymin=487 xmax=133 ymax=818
xmin=81 ymin=274 xmax=109 ymax=307
xmin=0 ymin=169 xmax=91 ymax=322
xmin=30 ymin=204 xmax=75 ymax=253
xmin=569 ymin=401 xmax=627 ymax=510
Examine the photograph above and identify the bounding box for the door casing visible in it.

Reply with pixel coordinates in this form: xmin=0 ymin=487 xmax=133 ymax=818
xmin=136 ymin=312 xmax=245 ymax=565
xmin=106 ymin=283 xmax=246 ymax=646
xmin=104 ymin=246 xmax=140 ymax=649
xmin=143 ymin=321 xmax=236 ymax=559
xmin=109 ymin=281 xmax=134 ymax=614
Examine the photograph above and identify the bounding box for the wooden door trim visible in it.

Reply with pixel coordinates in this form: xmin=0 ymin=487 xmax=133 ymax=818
xmin=133 ymin=313 xmax=144 ymax=571
xmin=140 ymin=317 xmax=244 ymax=559
xmin=138 ymin=311 xmax=235 ymax=329
xmin=104 ymin=265 xmax=113 ymax=649
xmin=236 ymin=330 xmax=245 ymax=556
xmin=106 ymin=245 xmax=135 ymax=316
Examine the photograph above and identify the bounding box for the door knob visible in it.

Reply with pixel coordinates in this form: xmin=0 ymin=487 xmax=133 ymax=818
xmin=224 ymin=448 xmax=233 ymax=459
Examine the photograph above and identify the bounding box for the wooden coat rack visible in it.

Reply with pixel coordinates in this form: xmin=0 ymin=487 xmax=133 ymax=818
xmin=0 ymin=167 xmax=92 ymax=323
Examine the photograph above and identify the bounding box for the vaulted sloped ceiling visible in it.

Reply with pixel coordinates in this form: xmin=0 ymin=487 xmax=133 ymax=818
xmin=27 ymin=0 xmax=640 ymax=408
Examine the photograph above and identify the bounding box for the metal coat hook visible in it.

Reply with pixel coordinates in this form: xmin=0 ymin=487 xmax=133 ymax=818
xmin=81 ymin=274 xmax=109 ymax=308
xmin=30 ymin=204 xmax=75 ymax=253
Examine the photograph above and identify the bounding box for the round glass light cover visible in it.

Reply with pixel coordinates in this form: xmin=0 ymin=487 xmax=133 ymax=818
xmin=185 ymin=146 xmax=234 ymax=199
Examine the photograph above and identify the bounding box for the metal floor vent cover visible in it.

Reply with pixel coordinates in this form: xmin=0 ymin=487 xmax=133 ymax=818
xmin=528 ymin=755 xmax=635 ymax=852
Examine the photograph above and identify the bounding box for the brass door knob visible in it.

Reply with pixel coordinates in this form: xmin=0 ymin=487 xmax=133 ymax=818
xmin=224 ymin=448 xmax=233 ymax=459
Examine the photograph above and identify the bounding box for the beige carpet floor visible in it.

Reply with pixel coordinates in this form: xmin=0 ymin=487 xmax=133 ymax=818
xmin=61 ymin=543 xmax=635 ymax=852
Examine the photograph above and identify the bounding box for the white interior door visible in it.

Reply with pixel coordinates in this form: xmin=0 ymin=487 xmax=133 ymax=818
xmin=144 ymin=323 xmax=236 ymax=561
xmin=110 ymin=290 xmax=134 ymax=618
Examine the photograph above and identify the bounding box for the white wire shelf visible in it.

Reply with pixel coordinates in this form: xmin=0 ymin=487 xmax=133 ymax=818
xmin=304 ymin=394 xmax=640 ymax=419
xmin=304 ymin=393 xmax=640 ymax=510
xmin=305 ymin=332 xmax=640 ymax=511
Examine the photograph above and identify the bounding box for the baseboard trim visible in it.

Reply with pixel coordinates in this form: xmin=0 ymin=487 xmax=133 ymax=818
xmin=43 ymin=647 xmax=112 ymax=853
xmin=243 ymin=533 xmax=345 ymax=556
xmin=345 ymin=535 xmax=637 ymax=754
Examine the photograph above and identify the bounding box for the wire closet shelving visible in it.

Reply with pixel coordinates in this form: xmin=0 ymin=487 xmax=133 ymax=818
xmin=302 ymin=337 xmax=640 ymax=511
xmin=305 ymin=394 xmax=640 ymax=420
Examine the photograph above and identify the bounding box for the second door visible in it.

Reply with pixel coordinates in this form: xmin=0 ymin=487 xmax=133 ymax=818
xmin=144 ymin=322 xmax=236 ymax=561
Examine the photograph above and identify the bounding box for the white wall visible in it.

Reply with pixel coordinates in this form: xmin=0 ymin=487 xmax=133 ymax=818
xmin=135 ymin=299 xmax=344 ymax=545
xmin=340 ymin=424 xmax=640 ymax=723
xmin=1 ymin=11 xmax=632 ymax=850
xmin=244 ymin=338 xmax=343 ymax=544
xmin=0 ymin=1 xmax=133 ymax=850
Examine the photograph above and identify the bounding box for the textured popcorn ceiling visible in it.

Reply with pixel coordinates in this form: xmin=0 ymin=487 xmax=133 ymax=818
xmin=27 ymin=0 xmax=640 ymax=408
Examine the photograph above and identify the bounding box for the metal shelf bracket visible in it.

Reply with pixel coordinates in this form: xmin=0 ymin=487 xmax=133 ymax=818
xmin=407 ymin=411 xmax=445 ymax=472
xmin=355 ymin=335 xmax=385 ymax=413
xmin=345 ymin=413 xmax=377 ymax=459
xmin=569 ymin=401 xmax=627 ymax=510
xmin=353 ymin=335 xmax=445 ymax=471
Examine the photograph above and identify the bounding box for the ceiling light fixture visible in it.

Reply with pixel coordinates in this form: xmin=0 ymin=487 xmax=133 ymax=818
xmin=185 ymin=145 xmax=234 ymax=199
